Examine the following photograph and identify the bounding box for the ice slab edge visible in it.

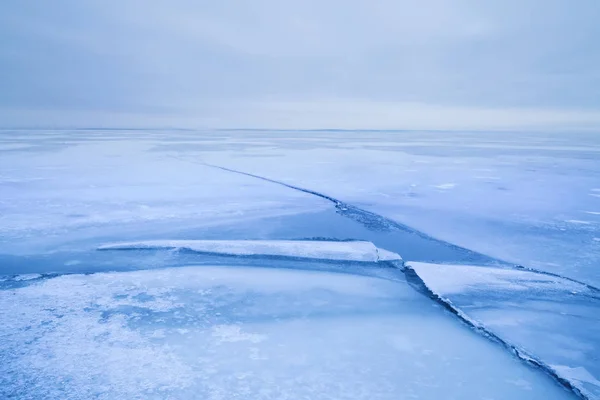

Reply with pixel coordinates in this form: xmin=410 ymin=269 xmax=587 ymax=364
xmin=201 ymin=162 xmax=501 ymax=264
xmin=98 ymin=240 xmax=403 ymax=263
xmin=406 ymin=261 xmax=596 ymax=400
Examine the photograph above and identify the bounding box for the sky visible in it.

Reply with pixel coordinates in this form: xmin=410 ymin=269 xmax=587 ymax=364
xmin=1 ymin=0 xmax=599 ymax=130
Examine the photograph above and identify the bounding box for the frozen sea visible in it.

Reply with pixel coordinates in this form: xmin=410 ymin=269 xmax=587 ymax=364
xmin=1 ymin=129 xmax=599 ymax=399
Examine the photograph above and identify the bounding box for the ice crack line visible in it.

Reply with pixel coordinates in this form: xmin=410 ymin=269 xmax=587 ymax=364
xmin=197 ymin=162 xmax=510 ymax=263
xmin=196 ymin=161 xmax=600 ymax=398
xmin=182 ymin=157 xmax=599 ymax=292
xmin=403 ymin=266 xmax=591 ymax=400
xmin=201 ymin=162 xmax=342 ymax=205
xmin=170 ymin=156 xmax=598 ymax=398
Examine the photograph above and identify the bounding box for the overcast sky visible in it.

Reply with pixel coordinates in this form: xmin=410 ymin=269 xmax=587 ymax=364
xmin=1 ymin=0 xmax=599 ymax=130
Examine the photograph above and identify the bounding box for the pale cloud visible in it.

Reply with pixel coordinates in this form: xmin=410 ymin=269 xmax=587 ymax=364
xmin=1 ymin=0 xmax=599 ymax=129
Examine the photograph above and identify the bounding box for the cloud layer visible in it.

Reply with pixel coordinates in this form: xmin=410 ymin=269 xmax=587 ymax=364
xmin=1 ymin=0 xmax=599 ymax=129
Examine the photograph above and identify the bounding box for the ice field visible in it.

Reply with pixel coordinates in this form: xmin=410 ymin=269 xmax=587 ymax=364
xmin=1 ymin=129 xmax=599 ymax=399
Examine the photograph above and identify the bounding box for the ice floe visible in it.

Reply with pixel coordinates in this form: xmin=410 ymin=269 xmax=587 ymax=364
xmin=98 ymin=240 xmax=403 ymax=263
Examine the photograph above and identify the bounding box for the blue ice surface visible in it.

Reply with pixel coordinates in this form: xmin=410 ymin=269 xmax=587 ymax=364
xmin=407 ymin=262 xmax=600 ymax=399
xmin=1 ymin=129 xmax=598 ymax=399
xmin=0 ymin=261 xmax=575 ymax=400
xmin=187 ymin=129 xmax=600 ymax=287
xmin=0 ymin=208 xmax=499 ymax=277
xmin=1 ymin=129 xmax=599 ymax=284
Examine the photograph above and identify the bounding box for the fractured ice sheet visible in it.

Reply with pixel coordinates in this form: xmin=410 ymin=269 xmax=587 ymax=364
xmin=408 ymin=262 xmax=600 ymax=399
xmin=0 ymin=264 xmax=573 ymax=400
xmin=2 ymin=130 xmax=599 ymax=285
xmin=98 ymin=239 xmax=402 ymax=262
xmin=1 ymin=130 xmax=597 ymax=398
xmin=189 ymin=130 xmax=600 ymax=286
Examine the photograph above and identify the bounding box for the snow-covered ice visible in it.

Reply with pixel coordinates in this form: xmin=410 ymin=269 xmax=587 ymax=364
xmin=0 ymin=131 xmax=330 ymax=256
xmin=98 ymin=239 xmax=402 ymax=262
xmin=0 ymin=264 xmax=573 ymax=400
xmin=408 ymin=261 xmax=600 ymax=399
xmin=407 ymin=262 xmax=586 ymax=295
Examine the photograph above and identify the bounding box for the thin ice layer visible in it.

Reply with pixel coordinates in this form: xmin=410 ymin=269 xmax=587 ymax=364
xmin=0 ymin=265 xmax=571 ymax=400
xmin=98 ymin=240 xmax=402 ymax=262
xmin=408 ymin=261 xmax=600 ymax=399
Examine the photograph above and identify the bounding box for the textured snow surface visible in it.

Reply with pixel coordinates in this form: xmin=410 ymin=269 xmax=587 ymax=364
xmin=0 ymin=265 xmax=572 ymax=400
xmin=98 ymin=240 xmax=402 ymax=262
xmin=408 ymin=262 xmax=600 ymax=399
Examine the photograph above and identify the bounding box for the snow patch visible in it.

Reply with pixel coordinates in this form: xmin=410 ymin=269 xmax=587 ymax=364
xmin=13 ymin=274 xmax=42 ymax=281
xmin=212 ymin=325 xmax=266 ymax=344
xmin=434 ymin=183 xmax=456 ymax=189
